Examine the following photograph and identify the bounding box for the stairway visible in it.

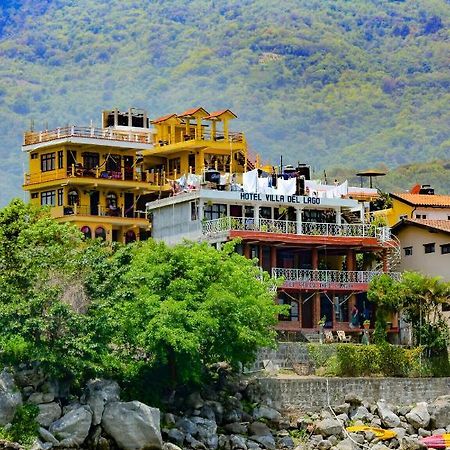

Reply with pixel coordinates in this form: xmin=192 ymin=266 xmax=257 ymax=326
xmin=236 ymin=151 xmax=255 ymax=171
xmin=375 ymin=231 xmax=402 ymax=271
xmin=301 ymin=331 xmax=321 ymax=343
xmin=342 ymin=210 xmax=362 ymax=224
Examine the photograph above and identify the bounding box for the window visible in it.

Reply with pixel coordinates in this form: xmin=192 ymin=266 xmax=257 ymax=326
xmin=41 ymin=153 xmax=55 ymax=172
xmin=83 ymin=152 xmax=100 ymax=170
xmin=31 ymin=153 xmax=38 ymax=160
xmin=404 ymin=246 xmax=413 ymax=256
xmin=125 ymin=230 xmax=136 ymax=244
xmin=203 ymin=203 xmax=227 ymax=220
xmin=95 ymin=227 xmax=106 ymax=240
xmin=106 ymin=154 xmax=121 ymax=172
xmin=259 ymin=207 xmax=272 ymax=219
xmin=168 ymin=157 xmax=181 ymax=174
xmin=68 ymin=189 xmax=79 ymax=206
xmin=31 ymin=192 xmax=38 ymax=199
xmin=57 ymin=188 xmax=63 ymax=206
xmin=416 ymin=214 xmax=427 ymax=219
xmin=80 ymin=226 xmax=92 ymax=239
xmin=441 ymin=244 xmax=450 ymax=255
xmin=58 ymin=151 xmax=64 ymax=169
xmin=424 ymin=243 xmax=435 ymax=254
xmin=190 ymin=201 xmax=198 ymax=221
xmin=443 ymin=303 xmax=450 ymax=312
xmin=278 ymin=294 xmax=299 ymax=321
xmin=40 ymin=190 xmax=55 ymax=206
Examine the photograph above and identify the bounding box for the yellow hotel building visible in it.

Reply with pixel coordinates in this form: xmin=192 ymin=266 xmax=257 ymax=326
xmin=22 ymin=107 xmax=249 ymax=242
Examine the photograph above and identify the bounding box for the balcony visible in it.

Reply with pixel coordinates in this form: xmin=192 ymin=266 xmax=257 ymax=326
xmin=201 ymin=217 xmax=389 ymax=240
xmin=23 ymin=126 xmax=152 ymax=146
xmin=272 ymin=268 xmax=402 ymax=291
xmin=51 ymin=204 xmax=148 ymax=222
xmin=154 ymin=130 xmax=244 ymax=148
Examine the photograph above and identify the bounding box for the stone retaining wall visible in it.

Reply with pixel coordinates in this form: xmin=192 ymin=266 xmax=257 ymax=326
xmin=258 ymin=376 xmax=450 ymax=411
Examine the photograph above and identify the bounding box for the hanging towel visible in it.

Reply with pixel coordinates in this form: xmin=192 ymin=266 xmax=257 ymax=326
xmin=243 ymin=169 xmax=258 ymax=193
xmin=257 ymin=177 xmax=269 ymax=194
xmin=277 ymin=177 xmax=296 ymax=196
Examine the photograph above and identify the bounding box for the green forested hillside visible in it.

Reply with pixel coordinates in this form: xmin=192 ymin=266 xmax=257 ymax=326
xmin=0 ymin=0 xmax=449 ymax=204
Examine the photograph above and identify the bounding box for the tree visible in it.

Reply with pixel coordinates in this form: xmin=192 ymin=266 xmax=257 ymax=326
xmin=368 ymin=274 xmax=404 ymax=344
xmin=90 ymin=239 xmax=283 ymax=387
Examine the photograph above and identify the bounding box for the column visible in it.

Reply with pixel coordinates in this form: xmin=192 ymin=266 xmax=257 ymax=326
xmin=336 ymin=208 xmax=342 ymax=225
xmin=296 ymin=207 xmax=303 ymax=234
xmin=346 ymin=249 xmax=356 ymax=320
xmin=243 ymin=243 xmax=250 ymax=259
xmin=382 ymin=249 xmax=388 ymax=272
xmin=314 ymin=292 xmax=321 ymax=328
xmin=270 ymin=246 xmax=277 ymax=272
xmin=312 ymin=247 xmax=319 ymax=270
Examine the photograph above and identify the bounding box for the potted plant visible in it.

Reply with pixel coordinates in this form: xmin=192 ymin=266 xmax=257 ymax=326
xmin=363 ymin=320 xmax=370 ymax=330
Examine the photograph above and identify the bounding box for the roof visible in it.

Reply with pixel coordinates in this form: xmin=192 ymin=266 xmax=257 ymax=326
xmin=178 ymin=107 xmax=209 ymax=117
xmin=205 ymin=109 xmax=237 ymax=120
xmin=392 ymin=219 xmax=450 ymax=235
xmin=151 ymin=113 xmax=178 ymax=124
xmin=390 ymin=193 xmax=450 ymax=208
xmin=356 ymin=169 xmax=386 ymax=177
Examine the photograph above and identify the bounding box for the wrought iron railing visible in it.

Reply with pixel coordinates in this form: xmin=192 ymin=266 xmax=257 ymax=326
xmin=50 ymin=204 xmax=147 ymax=219
xmin=271 ymin=268 xmax=402 ymax=287
xmin=201 ymin=217 xmax=387 ymax=239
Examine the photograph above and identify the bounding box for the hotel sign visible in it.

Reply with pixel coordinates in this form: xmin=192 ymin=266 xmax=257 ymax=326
xmin=240 ymin=192 xmax=321 ymax=205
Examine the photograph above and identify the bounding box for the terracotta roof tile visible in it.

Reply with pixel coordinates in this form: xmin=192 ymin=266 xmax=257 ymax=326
xmin=205 ymin=109 xmax=237 ymax=119
xmin=178 ymin=107 xmax=209 ymax=117
xmin=151 ymin=113 xmax=177 ymax=124
xmin=391 ymin=193 xmax=450 ymax=207
xmin=393 ymin=219 xmax=450 ymax=235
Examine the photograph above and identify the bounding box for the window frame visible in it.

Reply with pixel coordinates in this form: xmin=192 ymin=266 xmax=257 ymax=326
xmin=424 ymin=243 xmax=435 ymax=254
xmin=57 ymin=188 xmax=64 ymax=206
xmin=404 ymin=246 xmax=413 ymax=256
xmin=203 ymin=203 xmax=227 ymax=221
xmin=40 ymin=190 xmax=56 ymax=206
xmin=441 ymin=244 xmax=450 ymax=255
xmin=41 ymin=152 xmax=56 ymax=172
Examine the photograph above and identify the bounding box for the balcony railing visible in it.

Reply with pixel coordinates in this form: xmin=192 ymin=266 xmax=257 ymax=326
xmin=272 ymin=268 xmax=402 ymax=289
xmin=155 ymin=130 xmax=244 ymax=147
xmin=51 ymin=204 xmax=147 ymax=219
xmin=23 ymin=126 xmax=152 ymax=146
xmin=201 ymin=217 xmax=388 ymax=239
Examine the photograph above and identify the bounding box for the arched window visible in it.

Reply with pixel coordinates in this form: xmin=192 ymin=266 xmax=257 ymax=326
xmin=95 ymin=227 xmax=106 ymax=240
xmin=68 ymin=189 xmax=80 ymax=206
xmin=125 ymin=230 xmax=136 ymax=244
xmin=106 ymin=192 xmax=119 ymax=216
xmin=80 ymin=226 xmax=91 ymax=239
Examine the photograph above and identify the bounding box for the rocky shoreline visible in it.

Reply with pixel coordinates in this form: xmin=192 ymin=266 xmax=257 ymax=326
xmin=0 ymin=366 xmax=449 ymax=450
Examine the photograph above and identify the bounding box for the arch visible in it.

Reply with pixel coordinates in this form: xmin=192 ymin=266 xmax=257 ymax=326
xmin=95 ymin=226 xmax=106 ymax=240
xmin=106 ymin=191 xmax=119 ymax=216
xmin=68 ymin=188 xmax=80 ymax=206
xmin=125 ymin=230 xmax=136 ymax=244
xmin=80 ymin=226 xmax=92 ymax=239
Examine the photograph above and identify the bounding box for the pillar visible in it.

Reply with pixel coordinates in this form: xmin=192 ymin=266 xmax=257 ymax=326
xmin=243 ymin=243 xmax=250 ymax=259
xmin=382 ymin=249 xmax=388 ymax=272
xmin=270 ymin=246 xmax=277 ymax=272
xmin=296 ymin=207 xmax=303 ymax=234
xmin=314 ymin=292 xmax=321 ymax=328
xmin=336 ymin=208 xmax=341 ymax=225
xmin=312 ymin=247 xmax=319 ymax=270
xmin=346 ymin=249 xmax=356 ymax=320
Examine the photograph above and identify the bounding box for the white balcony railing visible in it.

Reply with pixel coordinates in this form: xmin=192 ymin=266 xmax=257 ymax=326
xmin=271 ymin=268 xmax=402 ymax=288
xmin=201 ymin=217 xmax=390 ymax=239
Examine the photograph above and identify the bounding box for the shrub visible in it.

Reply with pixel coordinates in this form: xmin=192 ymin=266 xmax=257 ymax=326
xmin=0 ymin=404 xmax=39 ymax=448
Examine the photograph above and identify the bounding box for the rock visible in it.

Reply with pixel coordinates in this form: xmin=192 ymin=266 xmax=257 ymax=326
xmin=248 ymin=422 xmax=272 ymax=437
xmin=164 ymin=413 xmax=177 ymax=427
xmin=82 ymin=379 xmax=120 ymax=426
xmin=36 ymin=403 xmax=62 ymax=428
xmin=348 ymin=433 xmax=364 ymax=444
xmin=318 ymin=440 xmax=332 ymax=450
xmin=418 ymin=429 xmax=430 ymax=437
xmin=49 ymin=405 xmax=92 ymax=447
xmin=364 ymin=431 xmax=376 ymax=442
xmin=333 ymin=404 xmax=350 ymax=415
xmin=336 ymin=438 xmax=357 ymax=450
xmin=163 ymin=444 xmax=183 ymax=450
xmin=315 ymin=418 xmax=343 ymax=437
xmin=335 ymin=414 xmax=349 ymax=425
xmin=191 ymin=416 xmax=218 ymax=449
xmin=398 ymin=406 xmax=412 ymax=417
xmin=371 ymin=418 xmax=382 ymax=427
xmin=38 ymin=427 xmax=59 ymax=445
xmin=98 ymin=436 xmax=110 ymax=450
xmin=0 ymin=369 xmax=23 ymax=426
xmin=166 ymin=428 xmax=185 ymax=446
xmin=393 ymin=428 xmax=406 ymax=441
xmin=400 ymin=437 xmax=426 ymax=450
xmin=344 ymin=394 xmax=362 ymax=406
xmin=249 ymin=435 xmax=276 ymax=450
xmin=253 ymin=406 xmax=282 ymax=422
xmin=246 ymin=440 xmax=261 ymax=450
xmin=14 ymin=365 xmax=46 ymax=390
xmin=175 ymin=417 xmax=198 ymax=436
xmin=224 ymin=409 xmax=242 ymax=424
xmin=30 ymin=439 xmax=52 ymax=450
xmin=278 ymin=435 xmax=294 ymax=449
xmin=187 ymin=392 xmax=205 ymax=410
xmin=406 ymin=403 xmax=430 ymax=429
xmin=28 ymin=393 xmax=55 ymax=405
xmin=224 ymin=422 xmax=248 ymax=435
xmin=371 ymin=444 xmax=390 ymax=450
xmin=431 ymin=428 xmax=446 ymax=435
xmin=186 ymin=434 xmax=207 ymax=450
xmin=230 ymin=434 xmax=247 ymax=449
xmin=430 ymin=395 xmax=450 ymax=429
xmin=200 ymin=404 xmax=216 ymax=421
xmin=377 ymin=400 xmax=401 ymax=428
xmin=102 ymin=401 xmax=162 ymax=450
xmin=349 ymin=406 xmax=372 ymax=422
xmin=328 ymin=436 xmax=338 ymax=446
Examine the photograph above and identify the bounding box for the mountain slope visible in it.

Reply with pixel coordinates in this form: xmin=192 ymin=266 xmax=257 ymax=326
xmin=0 ymin=0 xmax=449 ymax=204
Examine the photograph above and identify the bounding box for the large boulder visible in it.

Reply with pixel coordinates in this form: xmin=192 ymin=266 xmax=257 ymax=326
xmin=315 ymin=418 xmax=343 ymax=437
xmin=82 ymin=379 xmax=120 ymax=426
xmin=191 ymin=417 xmax=218 ymax=449
xmin=430 ymin=395 xmax=450 ymax=429
xmin=102 ymin=401 xmax=162 ymax=450
xmin=0 ymin=369 xmax=23 ymax=426
xmin=401 ymin=436 xmax=426 ymax=450
xmin=377 ymin=400 xmax=400 ymax=428
xmin=36 ymin=402 xmax=62 ymax=428
xmin=49 ymin=405 xmax=92 ymax=447
xmin=406 ymin=403 xmax=430 ymax=429
xmin=253 ymin=406 xmax=282 ymax=422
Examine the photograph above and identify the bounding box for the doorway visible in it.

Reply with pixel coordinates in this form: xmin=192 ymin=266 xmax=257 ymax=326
xmin=90 ymin=191 xmax=99 ymax=216
xmin=124 ymin=193 xmax=134 ymax=218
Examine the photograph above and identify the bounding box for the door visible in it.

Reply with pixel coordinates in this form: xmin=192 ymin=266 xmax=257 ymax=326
xmin=301 ymin=296 xmax=314 ymax=328
xmin=124 ymin=156 xmax=133 ymax=180
xmin=124 ymin=193 xmax=134 ymax=218
xmin=90 ymin=190 xmax=99 ymax=216
xmin=188 ymin=153 xmax=196 ymax=173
